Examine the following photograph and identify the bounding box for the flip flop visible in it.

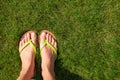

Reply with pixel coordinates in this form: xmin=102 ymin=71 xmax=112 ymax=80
xmin=40 ymin=30 xmax=57 ymax=55
xmin=19 ymin=39 xmax=36 ymax=54
xmin=19 ymin=31 xmax=37 ymax=54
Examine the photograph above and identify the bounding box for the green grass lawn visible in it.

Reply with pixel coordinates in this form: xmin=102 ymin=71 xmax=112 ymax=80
xmin=0 ymin=0 xmax=120 ymax=80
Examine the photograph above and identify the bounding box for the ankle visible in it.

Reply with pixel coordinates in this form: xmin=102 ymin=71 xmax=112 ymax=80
xmin=17 ymin=65 xmax=34 ymax=80
xmin=41 ymin=64 xmax=55 ymax=80
xmin=42 ymin=62 xmax=55 ymax=73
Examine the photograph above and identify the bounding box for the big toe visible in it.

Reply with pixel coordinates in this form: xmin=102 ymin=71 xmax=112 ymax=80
xmin=30 ymin=31 xmax=37 ymax=46
xmin=40 ymin=32 xmax=46 ymax=46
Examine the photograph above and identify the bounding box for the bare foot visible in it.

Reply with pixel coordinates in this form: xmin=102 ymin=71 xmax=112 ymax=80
xmin=39 ymin=30 xmax=57 ymax=80
xmin=17 ymin=31 xmax=37 ymax=80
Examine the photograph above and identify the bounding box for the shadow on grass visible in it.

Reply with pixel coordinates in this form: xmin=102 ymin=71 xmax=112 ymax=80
xmin=35 ymin=49 xmax=42 ymax=80
xmin=55 ymin=48 xmax=84 ymax=80
xmin=55 ymin=58 xmax=84 ymax=80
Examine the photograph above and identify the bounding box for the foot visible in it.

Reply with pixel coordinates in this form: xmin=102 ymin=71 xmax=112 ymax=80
xmin=39 ymin=31 xmax=57 ymax=80
xmin=17 ymin=31 xmax=37 ymax=80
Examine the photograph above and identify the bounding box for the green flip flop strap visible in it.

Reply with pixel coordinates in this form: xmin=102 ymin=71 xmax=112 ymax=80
xmin=20 ymin=39 xmax=36 ymax=54
xmin=40 ymin=40 xmax=57 ymax=55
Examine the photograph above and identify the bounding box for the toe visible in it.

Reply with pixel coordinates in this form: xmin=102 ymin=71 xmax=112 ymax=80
xmin=21 ymin=39 xmax=25 ymax=47
xmin=54 ymin=41 xmax=57 ymax=49
xmin=40 ymin=32 xmax=46 ymax=45
xmin=24 ymin=34 xmax=27 ymax=42
xmin=48 ymin=34 xmax=52 ymax=43
xmin=31 ymin=32 xmax=37 ymax=45
xmin=51 ymin=38 xmax=54 ymax=45
xmin=19 ymin=41 xmax=22 ymax=51
xmin=27 ymin=33 xmax=30 ymax=41
xmin=46 ymin=33 xmax=49 ymax=42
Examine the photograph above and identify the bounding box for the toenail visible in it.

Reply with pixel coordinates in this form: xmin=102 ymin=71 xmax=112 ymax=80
xmin=41 ymin=32 xmax=46 ymax=36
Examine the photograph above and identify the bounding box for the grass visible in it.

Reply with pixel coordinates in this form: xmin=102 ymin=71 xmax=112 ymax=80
xmin=0 ymin=0 xmax=120 ymax=80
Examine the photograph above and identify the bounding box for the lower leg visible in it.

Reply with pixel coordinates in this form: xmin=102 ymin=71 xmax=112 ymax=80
xmin=41 ymin=60 xmax=56 ymax=80
xmin=17 ymin=56 xmax=35 ymax=80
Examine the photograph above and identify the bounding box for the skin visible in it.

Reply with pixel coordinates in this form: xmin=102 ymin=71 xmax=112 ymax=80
xmin=40 ymin=32 xmax=57 ymax=80
xmin=17 ymin=31 xmax=57 ymax=80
